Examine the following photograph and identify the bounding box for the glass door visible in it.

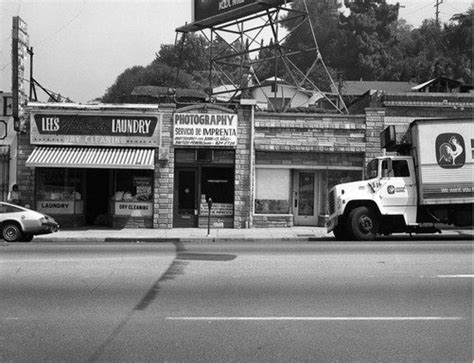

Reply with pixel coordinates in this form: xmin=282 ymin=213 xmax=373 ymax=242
xmin=173 ymin=168 xmax=198 ymax=227
xmin=293 ymin=171 xmax=319 ymax=225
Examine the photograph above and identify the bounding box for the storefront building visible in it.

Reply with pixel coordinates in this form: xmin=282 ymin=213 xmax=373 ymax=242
xmin=16 ymin=101 xmax=383 ymax=229
xmin=18 ymin=103 xmax=163 ymax=228
xmin=251 ymin=109 xmax=384 ymax=227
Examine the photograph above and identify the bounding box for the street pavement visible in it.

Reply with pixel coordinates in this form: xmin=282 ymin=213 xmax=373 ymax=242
xmin=28 ymin=225 xmax=474 ymax=243
xmin=2 ymin=240 xmax=472 ymax=361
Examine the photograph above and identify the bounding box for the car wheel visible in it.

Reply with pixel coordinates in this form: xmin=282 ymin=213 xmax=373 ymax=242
xmin=348 ymin=206 xmax=379 ymax=241
xmin=2 ymin=223 xmax=23 ymax=242
xmin=20 ymin=233 xmax=34 ymax=242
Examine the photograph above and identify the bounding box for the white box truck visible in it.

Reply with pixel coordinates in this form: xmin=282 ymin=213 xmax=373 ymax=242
xmin=327 ymin=118 xmax=473 ymax=240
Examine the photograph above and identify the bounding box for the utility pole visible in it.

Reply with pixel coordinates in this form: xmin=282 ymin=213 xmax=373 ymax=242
xmin=435 ymin=0 xmax=443 ymax=27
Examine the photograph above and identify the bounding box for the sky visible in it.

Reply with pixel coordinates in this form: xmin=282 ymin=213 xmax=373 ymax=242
xmin=0 ymin=0 xmax=472 ymax=104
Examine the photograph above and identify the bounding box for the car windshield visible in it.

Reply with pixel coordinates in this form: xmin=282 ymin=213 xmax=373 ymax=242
xmin=0 ymin=203 xmax=23 ymax=213
xmin=366 ymin=159 xmax=379 ymax=179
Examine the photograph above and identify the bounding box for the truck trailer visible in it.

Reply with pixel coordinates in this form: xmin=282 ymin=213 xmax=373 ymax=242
xmin=327 ymin=118 xmax=473 ymax=240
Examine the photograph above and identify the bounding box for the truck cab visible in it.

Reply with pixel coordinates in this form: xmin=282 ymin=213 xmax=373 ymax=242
xmin=327 ymin=155 xmax=417 ymax=240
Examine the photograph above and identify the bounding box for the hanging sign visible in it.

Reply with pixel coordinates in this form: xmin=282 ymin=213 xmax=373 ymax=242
xmin=173 ymin=113 xmax=238 ymax=147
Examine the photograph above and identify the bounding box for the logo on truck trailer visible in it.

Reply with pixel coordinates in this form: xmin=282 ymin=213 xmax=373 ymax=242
xmin=436 ymin=133 xmax=465 ymax=169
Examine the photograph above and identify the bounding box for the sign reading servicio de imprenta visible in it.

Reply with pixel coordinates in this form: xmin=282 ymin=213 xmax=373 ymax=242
xmin=173 ymin=113 xmax=237 ymax=147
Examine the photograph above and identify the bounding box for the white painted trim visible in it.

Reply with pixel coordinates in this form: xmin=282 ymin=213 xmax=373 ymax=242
xmin=167 ymin=316 xmax=464 ymax=321
xmin=256 ymin=165 xmax=364 ymax=171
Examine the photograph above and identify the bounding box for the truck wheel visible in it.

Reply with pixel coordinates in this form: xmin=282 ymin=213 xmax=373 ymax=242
xmin=2 ymin=223 xmax=23 ymax=242
xmin=348 ymin=206 xmax=379 ymax=241
xmin=333 ymin=224 xmax=351 ymax=241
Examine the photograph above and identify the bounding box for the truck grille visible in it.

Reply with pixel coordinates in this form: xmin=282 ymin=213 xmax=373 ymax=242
xmin=328 ymin=190 xmax=335 ymax=214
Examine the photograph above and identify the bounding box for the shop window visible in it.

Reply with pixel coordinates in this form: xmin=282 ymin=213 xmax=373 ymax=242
xmin=37 ymin=168 xmax=82 ymax=202
xmin=196 ymin=149 xmax=213 ymax=162
xmin=255 ymin=169 xmax=290 ymax=214
xmin=36 ymin=168 xmax=83 ymax=215
xmin=200 ymin=167 xmax=234 ymax=216
xmin=113 ymin=170 xmax=153 ymax=202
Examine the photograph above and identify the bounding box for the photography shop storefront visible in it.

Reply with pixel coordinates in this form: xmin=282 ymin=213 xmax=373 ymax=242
xmin=172 ymin=110 xmax=238 ymax=228
xmin=24 ymin=106 xmax=160 ymax=228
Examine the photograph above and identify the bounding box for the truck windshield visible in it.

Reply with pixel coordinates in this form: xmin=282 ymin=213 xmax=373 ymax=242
xmin=366 ymin=159 xmax=379 ymax=179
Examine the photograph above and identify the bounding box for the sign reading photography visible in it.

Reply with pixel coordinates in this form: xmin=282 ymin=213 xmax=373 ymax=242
xmin=173 ymin=113 xmax=238 ymax=147
xmin=30 ymin=113 xmax=161 ymax=147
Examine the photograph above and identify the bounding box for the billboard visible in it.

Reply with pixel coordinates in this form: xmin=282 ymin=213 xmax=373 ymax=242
xmin=193 ymin=0 xmax=292 ymax=24
xmin=11 ymin=16 xmax=29 ymax=132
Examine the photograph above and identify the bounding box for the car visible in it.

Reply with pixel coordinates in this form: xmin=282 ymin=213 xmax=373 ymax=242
xmin=0 ymin=202 xmax=59 ymax=242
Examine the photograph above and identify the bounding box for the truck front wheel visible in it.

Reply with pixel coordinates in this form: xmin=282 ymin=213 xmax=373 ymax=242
xmin=348 ymin=206 xmax=379 ymax=241
xmin=333 ymin=224 xmax=351 ymax=241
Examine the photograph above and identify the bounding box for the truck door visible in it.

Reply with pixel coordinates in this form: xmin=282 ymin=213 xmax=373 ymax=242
xmin=380 ymin=159 xmax=417 ymax=224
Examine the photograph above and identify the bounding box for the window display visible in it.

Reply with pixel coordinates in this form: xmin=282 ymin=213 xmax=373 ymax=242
xmin=199 ymin=167 xmax=234 ymax=216
xmin=255 ymin=169 xmax=290 ymax=214
xmin=36 ymin=168 xmax=83 ymax=214
xmin=113 ymin=170 xmax=153 ymax=216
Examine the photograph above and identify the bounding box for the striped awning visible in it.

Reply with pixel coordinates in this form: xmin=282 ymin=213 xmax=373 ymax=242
xmin=26 ymin=146 xmax=155 ymax=169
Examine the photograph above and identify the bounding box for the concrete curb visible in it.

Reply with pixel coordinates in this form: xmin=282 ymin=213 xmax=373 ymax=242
xmin=32 ymin=236 xmax=331 ymax=243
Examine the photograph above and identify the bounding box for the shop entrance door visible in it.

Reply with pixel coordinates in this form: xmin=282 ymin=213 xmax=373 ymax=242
xmin=174 ymin=169 xmax=198 ymax=227
xmin=86 ymin=169 xmax=110 ymax=226
xmin=293 ymin=171 xmax=319 ymax=226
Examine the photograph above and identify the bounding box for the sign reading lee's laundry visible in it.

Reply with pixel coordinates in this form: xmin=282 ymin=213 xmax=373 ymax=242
xmin=173 ymin=113 xmax=237 ymax=146
xmin=31 ymin=113 xmax=160 ymax=147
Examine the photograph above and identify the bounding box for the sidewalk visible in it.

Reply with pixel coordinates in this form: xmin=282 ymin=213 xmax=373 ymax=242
xmin=33 ymin=226 xmax=330 ymax=243
xmin=32 ymin=226 xmax=473 ymax=243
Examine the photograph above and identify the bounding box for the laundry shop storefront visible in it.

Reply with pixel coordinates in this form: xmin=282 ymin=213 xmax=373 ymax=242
xmin=172 ymin=106 xmax=238 ymax=228
xmin=22 ymin=104 xmax=161 ymax=228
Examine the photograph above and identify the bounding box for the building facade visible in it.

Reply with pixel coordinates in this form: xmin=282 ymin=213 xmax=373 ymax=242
xmin=0 ymin=92 xmax=15 ymax=201
xmin=15 ymin=101 xmax=384 ymax=229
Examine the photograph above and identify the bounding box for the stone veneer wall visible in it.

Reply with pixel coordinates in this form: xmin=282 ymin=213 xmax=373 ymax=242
xmin=254 ymin=112 xmax=367 ymax=153
xmin=364 ymin=108 xmax=385 ymax=167
xmin=234 ymin=105 xmax=252 ymax=229
xmin=16 ymin=109 xmax=35 ymax=209
xmin=251 ymin=108 xmax=385 ymax=228
xmin=153 ymin=105 xmax=175 ymax=229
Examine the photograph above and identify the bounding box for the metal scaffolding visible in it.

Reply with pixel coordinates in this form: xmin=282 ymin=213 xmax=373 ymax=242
xmin=176 ymin=0 xmax=347 ymax=113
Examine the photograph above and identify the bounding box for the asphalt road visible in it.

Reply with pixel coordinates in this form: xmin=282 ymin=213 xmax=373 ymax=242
xmin=1 ymin=239 xmax=472 ymax=362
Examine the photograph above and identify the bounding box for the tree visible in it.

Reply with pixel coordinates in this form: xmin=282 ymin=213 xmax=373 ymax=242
xmin=443 ymin=7 xmax=473 ymax=82
xmin=325 ymin=0 xmax=401 ymax=81
xmin=157 ymin=33 xmax=210 ymax=76
xmin=102 ymin=33 xmax=210 ymax=103
xmin=101 ymin=62 xmax=193 ymax=103
xmin=280 ymin=0 xmax=401 ymax=87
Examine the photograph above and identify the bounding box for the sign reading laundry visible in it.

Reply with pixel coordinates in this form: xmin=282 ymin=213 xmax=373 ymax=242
xmin=173 ymin=113 xmax=237 ymax=146
xmin=30 ymin=113 xmax=161 ymax=147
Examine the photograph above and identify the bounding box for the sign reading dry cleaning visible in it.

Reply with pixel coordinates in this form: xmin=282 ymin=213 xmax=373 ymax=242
xmin=173 ymin=113 xmax=237 ymax=146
